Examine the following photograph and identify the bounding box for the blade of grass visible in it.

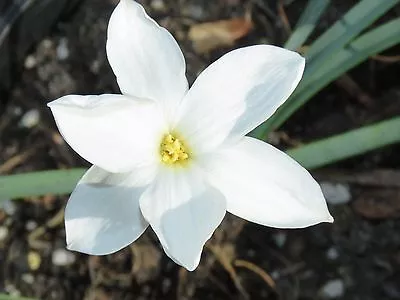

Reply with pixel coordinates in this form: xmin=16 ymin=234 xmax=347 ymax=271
xmin=287 ymin=117 xmax=400 ymax=170
xmin=0 ymin=168 xmax=86 ymax=199
xmin=253 ymin=17 xmax=400 ymax=135
xmin=2 ymin=116 xmax=400 ymax=199
xmin=284 ymin=0 xmax=330 ymax=51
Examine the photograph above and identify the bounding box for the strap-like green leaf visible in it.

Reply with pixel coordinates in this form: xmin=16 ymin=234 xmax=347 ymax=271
xmin=254 ymin=17 xmax=400 ymax=134
xmin=284 ymin=0 xmax=330 ymax=51
xmin=287 ymin=117 xmax=400 ymax=170
xmin=2 ymin=116 xmax=400 ymax=199
xmin=0 ymin=169 xmax=85 ymax=199
xmin=306 ymin=0 xmax=399 ymax=60
xmin=0 ymin=294 xmax=37 ymax=300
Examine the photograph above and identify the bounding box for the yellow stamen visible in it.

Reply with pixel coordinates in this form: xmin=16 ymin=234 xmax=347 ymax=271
xmin=160 ymin=133 xmax=190 ymax=165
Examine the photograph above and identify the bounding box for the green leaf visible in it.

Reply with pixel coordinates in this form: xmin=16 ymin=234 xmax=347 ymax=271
xmin=0 ymin=169 xmax=86 ymax=199
xmin=287 ymin=117 xmax=400 ymax=170
xmin=2 ymin=116 xmax=400 ymax=199
xmin=0 ymin=294 xmax=37 ymax=300
xmin=254 ymin=17 xmax=400 ymax=135
xmin=284 ymin=0 xmax=330 ymax=51
xmin=298 ymin=0 xmax=399 ymax=95
xmin=0 ymin=1 xmax=399 ymax=201
xmin=305 ymin=0 xmax=399 ymax=60
xmin=253 ymin=1 xmax=400 ymax=138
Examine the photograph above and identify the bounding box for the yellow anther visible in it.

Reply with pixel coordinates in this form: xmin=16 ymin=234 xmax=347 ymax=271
xmin=160 ymin=133 xmax=190 ymax=165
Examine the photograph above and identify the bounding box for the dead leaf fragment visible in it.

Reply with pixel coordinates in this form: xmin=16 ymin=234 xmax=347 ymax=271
xmin=316 ymin=169 xmax=400 ymax=189
xmin=352 ymin=188 xmax=400 ymax=219
xmin=130 ymin=243 xmax=161 ymax=284
xmin=188 ymin=18 xmax=253 ymax=54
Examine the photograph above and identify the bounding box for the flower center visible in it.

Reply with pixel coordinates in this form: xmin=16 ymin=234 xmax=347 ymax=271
xmin=160 ymin=133 xmax=190 ymax=165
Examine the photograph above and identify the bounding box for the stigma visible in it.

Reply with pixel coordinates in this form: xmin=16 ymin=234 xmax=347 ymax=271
xmin=160 ymin=133 xmax=190 ymax=165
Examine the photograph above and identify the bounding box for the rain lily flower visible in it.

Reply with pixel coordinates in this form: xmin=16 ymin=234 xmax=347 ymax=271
xmin=48 ymin=0 xmax=333 ymax=271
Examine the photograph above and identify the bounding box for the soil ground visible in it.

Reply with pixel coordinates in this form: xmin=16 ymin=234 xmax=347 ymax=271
xmin=0 ymin=0 xmax=400 ymax=299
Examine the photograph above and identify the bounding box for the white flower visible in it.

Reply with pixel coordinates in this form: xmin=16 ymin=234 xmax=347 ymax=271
xmin=48 ymin=0 xmax=333 ymax=271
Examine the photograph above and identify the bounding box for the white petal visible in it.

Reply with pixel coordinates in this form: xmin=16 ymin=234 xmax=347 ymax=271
xmin=107 ymin=0 xmax=188 ymax=118
xmin=139 ymin=167 xmax=226 ymax=271
xmin=175 ymin=45 xmax=305 ymax=153
xmin=48 ymin=94 xmax=165 ymax=173
xmin=202 ymin=137 xmax=333 ymax=228
xmin=65 ymin=165 xmax=156 ymax=255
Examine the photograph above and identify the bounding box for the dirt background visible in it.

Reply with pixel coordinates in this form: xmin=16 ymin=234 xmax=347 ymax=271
xmin=1 ymin=0 xmax=400 ymax=299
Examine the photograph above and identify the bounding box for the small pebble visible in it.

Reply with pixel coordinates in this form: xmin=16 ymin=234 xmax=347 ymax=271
xmin=0 ymin=226 xmax=8 ymax=242
xmin=25 ymin=220 xmax=38 ymax=231
xmin=150 ymin=0 xmax=166 ymax=12
xmin=21 ymin=273 xmax=35 ymax=284
xmin=1 ymin=200 xmax=17 ymax=215
xmin=5 ymin=283 xmax=21 ymax=297
xmin=24 ymin=55 xmax=37 ymax=69
xmin=57 ymin=38 xmax=70 ymax=60
xmin=42 ymin=39 xmax=53 ymax=49
xmin=326 ymin=247 xmax=339 ymax=260
xmin=12 ymin=106 xmax=22 ymax=116
xmin=273 ymin=232 xmax=287 ymax=248
xmin=19 ymin=109 xmax=40 ymax=128
xmin=321 ymin=279 xmax=345 ymax=298
xmin=52 ymin=249 xmax=76 ymax=266
xmin=271 ymin=270 xmax=280 ymax=280
xmin=320 ymin=182 xmax=351 ymax=205
xmin=90 ymin=59 xmax=101 ymax=74
xmin=247 ymin=248 xmax=256 ymax=258
xmin=183 ymin=4 xmax=204 ymax=19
